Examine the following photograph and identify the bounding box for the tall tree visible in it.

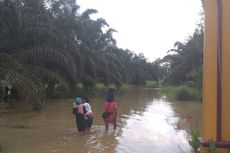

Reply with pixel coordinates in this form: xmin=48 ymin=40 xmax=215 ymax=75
xmin=0 ymin=0 xmax=76 ymax=109
xmin=161 ymin=27 xmax=204 ymax=86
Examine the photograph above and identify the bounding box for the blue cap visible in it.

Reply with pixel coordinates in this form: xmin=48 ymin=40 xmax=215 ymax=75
xmin=75 ymin=97 xmax=81 ymax=104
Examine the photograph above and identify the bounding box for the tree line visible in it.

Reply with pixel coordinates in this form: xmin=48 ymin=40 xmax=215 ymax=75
xmin=0 ymin=0 xmax=160 ymax=109
xmin=160 ymin=24 xmax=203 ymax=88
xmin=158 ymin=17 xmax=204 ymax=101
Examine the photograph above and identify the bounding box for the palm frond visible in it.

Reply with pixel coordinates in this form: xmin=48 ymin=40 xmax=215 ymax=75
xmin=26 ymin=65 xmax=69 ymax=90
xmin=8 ymin=71 xmax=44 ymax=109
xmin=13 ymin=46 xmax=76 ymax=76
xmin=0 ymin=52 xmax=23 ymax=71
xmin=81 ymin=9 xmax=98 ymax=20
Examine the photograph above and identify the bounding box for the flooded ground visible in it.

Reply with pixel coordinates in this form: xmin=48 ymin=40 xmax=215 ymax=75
xmin=0 ymin=87 xmax=202 ymax=153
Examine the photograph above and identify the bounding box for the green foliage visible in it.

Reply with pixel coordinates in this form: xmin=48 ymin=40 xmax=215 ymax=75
xmin=189 ymin=130 xmax=200 ymax=153
xmin=186 ymin=67 xmax=203 ymax=88
xmin=208 ymin=141 xmax=219 ymax=153
xmin=95 ymin=82 xmax=106 ymax=90
xmin=176 ymin=85 xmax=193 ymax=100
xmin=160 ymin=85 xmax=202 ymax=101
xmin=145 ymin=80 xmax=159 ymax=88
xmin=176 ymin=85 xmax=201 ymax=101
xmin=0 ymin=0 xmax=160 ymax=109
xmin=160 ymin=22 xmax=204 ymax=88
xmin=75 ymin=82 xmax=83 ymax=89
xmin=48 ymin=89 xmax=69 ymax=99
xmin=160 ymin=86 xmax=178 ymax=96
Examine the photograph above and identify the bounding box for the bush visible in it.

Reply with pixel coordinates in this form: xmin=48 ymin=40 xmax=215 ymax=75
xmin=176 ymin=85 xmax=201 ymax=101
xmin=176 ymin=85 xmax=192 ymax=100
xmin=160 ymin=85 xmax=202 ymax=101
xmin=176 ymin=85 xmax=202 ymax=101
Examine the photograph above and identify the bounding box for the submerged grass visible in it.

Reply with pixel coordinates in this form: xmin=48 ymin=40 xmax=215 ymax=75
xmin=0 ymin=111 xmax=8 ymax=117
xmin=160 ymin=85 xmax=202 ymax=101
xmin=20 ymin=115 xmax=36 ymax=120
xmin=10 ymin=124 xmax=34 ymax=129
xmin=160 ymin=86 xmax=178 ymax=96
xmin=0 ymin=144 xmax=2 ymax=152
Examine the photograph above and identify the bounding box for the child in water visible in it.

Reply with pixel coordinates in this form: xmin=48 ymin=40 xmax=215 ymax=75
xmin=72 ymin=97 xmax=86 ymax=133
xmin=82 ymin=96 xmax=93 ymax=131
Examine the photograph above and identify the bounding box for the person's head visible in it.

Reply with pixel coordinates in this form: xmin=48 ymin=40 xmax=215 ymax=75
xmin=108 ymin=88 xmax=114 ymax=93
xmin=75 ymin=97 xmax=81 ymax=104
xmin=83 ymin=96 xmax=89 ymax=103
xmin=106 ymin=88 xmax=114 ymax=102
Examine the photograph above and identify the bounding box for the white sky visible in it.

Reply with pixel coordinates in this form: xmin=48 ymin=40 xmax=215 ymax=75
xmin=77 ymin=0 xmax=202 ymax=62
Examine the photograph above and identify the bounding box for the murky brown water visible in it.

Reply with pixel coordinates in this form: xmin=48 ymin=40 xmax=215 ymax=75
xmin=0 ymin=87 xmax=202 ymax=153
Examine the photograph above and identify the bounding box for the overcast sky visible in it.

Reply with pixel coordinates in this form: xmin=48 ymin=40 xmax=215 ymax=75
xmin=77 ymin=0 xmax=203 ymax=61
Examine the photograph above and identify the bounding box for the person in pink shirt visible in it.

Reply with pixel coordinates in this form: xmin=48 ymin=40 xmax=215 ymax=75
xmin=103 ymin=88 xmax=117 ymax=130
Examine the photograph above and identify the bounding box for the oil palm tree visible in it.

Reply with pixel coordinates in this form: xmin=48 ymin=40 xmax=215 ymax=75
xmin=161 ymin=28 xmax=204 ymax=86
xmin=0 ymin=0 xmax=76 ymax=109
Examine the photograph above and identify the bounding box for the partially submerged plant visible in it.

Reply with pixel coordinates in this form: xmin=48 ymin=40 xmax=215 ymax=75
xmin=189 ymin=130 xmax=200 ymax=153
xmin=208 ymin=141 xmax=219 ymax=153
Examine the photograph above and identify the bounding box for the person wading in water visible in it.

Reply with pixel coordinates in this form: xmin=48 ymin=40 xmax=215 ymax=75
xmin=103 ymin=88 xmax=117 ymax=130
xmin=72 ymin=97 xmax=86 ymax=133
xmin=82 ymin=96 xmax=93 ymax=131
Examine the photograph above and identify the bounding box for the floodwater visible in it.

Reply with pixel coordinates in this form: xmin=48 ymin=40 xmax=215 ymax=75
xmin=0 ymin=87 xmax=202 ymax=153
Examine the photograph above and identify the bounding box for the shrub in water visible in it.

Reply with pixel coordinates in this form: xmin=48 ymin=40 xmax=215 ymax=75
xmin=160 ymin=85 xmax=202 ymax=101
xmin=176 ymin=85 xmax=192 ymax=100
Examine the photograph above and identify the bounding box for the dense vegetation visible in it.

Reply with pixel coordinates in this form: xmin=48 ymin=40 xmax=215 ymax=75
xmin=0 ymin=0 xmax=160 ymax=109
xmin=159 ymin=20 xmax=204 ymax=100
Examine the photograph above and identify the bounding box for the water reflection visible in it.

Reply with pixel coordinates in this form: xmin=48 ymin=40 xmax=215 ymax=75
xmin=0 ymin=87 xmax=201 ymax=153
xmin=116 ymin=99 xmax=192 ymax=153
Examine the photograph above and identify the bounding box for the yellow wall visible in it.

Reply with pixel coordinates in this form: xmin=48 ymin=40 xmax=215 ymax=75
xmin=203 ymin=0 xmax=230 ymax=152
xmin=203 ymin=0 xmax=217 ymax=140
xmin=221 ymin=0 xmax=230 ymax=140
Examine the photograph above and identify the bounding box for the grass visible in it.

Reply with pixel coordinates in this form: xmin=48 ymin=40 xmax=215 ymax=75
xmin=95 ymin=82 xmax=130 ymax=90
xmin=160 ymin=85 xmax=202 ymax=101
xmin=95 ymin=82 xmax=106 ymax=90
xmin=76 ymin=82 xmax=83 ymax=89
xmin=145 ymin=80 xmax=158 ymax=87
xmin=160 ymin=86 xmax=178 ymax=95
